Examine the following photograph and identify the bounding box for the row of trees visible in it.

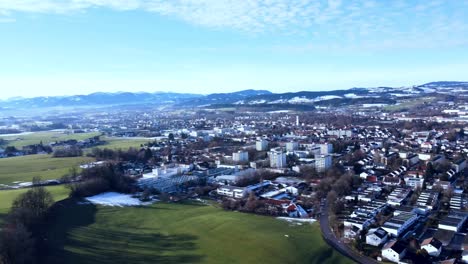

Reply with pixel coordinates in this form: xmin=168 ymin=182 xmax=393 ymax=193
xmin=89 ymin=147 xmax=153 ymax=163
xmin=52 ymin=146 xmax=83 ymax=158
xmin=221 ymin=193 xmax=285 ymax=216
xmin=0 ymin=180 xmax=54 ymax=264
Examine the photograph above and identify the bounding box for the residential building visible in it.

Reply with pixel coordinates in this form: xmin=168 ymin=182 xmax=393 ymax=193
xmin=256 ymin=139 xmax=268 ymax=151
xmin=382 ymin=240 xmax=407 ymax=263
xmin=233 ymin=151 xmax=249 ymax=163
xmin=421 ymin=237 xmax=442 ymax=257
xmin=286 ymin=141 xmax=299 ymax=151
xmin=405 ymin=176 xmax=424 ymax=189
xmin=416 ymin=191 xmax=439 ymax=210
xmin=366 ymin=228 xmax=389 ymax=246
xmin=315 ymin=154 xmax=332 ymax=172
xmin=216 ymin=186 xmax=246 ymax=199
xmin=454 ymin=158 xmax=467 ymax=173
xmin=382 ymin=212 xmax=418 ymax=237
xmin=269 ymin=148 xmax=287 ymax=168
xmin=438 ymin=212 xmax=467 ymax=232
xmin=450 ymin=194 xmax=465 ymax=210
xmin=387 ymin=188 xmax=411 ymax=206
xmin=319 ymin=143 xmax=333 ymax=154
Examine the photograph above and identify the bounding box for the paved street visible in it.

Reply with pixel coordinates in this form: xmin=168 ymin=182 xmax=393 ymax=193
xmin=319 ymin=199 xmax=380 ymax=264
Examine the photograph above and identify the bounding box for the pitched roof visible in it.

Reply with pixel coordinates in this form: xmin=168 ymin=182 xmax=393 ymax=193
xmin=421 ymin=237 xmax=442 ymax=249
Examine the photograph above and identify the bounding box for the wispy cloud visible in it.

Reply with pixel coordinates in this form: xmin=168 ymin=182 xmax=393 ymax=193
xmin=0 ymin=0 xmax=467 ymax=49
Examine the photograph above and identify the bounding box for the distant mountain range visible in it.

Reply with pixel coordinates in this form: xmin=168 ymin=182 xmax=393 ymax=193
xmin=0 ymin=82 xmax=467 ymax=110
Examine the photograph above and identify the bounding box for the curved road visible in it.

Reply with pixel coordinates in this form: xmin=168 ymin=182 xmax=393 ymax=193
xmin=319 ymin=199 xmax=380 ymax=264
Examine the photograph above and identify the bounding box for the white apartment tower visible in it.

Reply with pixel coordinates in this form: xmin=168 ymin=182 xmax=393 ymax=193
xmin=286 ymin=141 xmax=299 ymax=152
xmin=269 ymin=148 xmax=287 ymax=168
xmin=233 ymin=151 xmax=249 ymax=162
xmin=319 ymin=143 xmax=333 ymax=154
xmin=315 ymin=154 xmax=332 ymax=172
xmin=256 ymin=139 xmax=268 ymax=151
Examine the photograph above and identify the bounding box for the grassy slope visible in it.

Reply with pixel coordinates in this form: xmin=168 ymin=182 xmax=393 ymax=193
xmin=1 ymin=131 xmax=101 ymax=149
xmin=46 ymin=202 xmax=352 ymax=264
xmin=0 ymin=154 xmax=94 ymax=184
xmin=0 ymin=185 xmax=69 ymax=226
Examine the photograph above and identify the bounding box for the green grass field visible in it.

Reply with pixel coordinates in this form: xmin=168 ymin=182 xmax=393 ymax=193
xmin=0 ymin=131 xmax=101 ymax=149
xmin=383 ymin=96 xmax=437 ymax=112
xmin=0 ymin=154 xmax=94 ymax=185
xmin=45 ymin=201 xmax=352 ymax=264
xmin=97 ymin=137 xmax=151 ymax=150
xmin=0 ymin=185 xmax=70 ymax=226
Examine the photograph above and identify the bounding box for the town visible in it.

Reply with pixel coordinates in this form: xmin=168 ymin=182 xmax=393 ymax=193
xmin=1 ymin=92 xmax=468 ymax=263
xmin=1 ymin=1 xmax=467 ymax=263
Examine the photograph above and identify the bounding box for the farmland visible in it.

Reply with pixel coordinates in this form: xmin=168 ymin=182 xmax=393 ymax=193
xmin=0 ymin=131 xmax=101 ymax=148
xmin=0 ymin=154 xmax=93 ymax=185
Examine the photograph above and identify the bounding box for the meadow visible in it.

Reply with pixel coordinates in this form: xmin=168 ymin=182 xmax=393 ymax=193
xmin=0 ymin=132 xmax=150 ymax=185
xmin=44 ymin=201 xmax=352 ymax=264
xmin=97 ymin=136 xmax=151 ymax=150
xmin=383 ymin=96 xmax=437 ymax=112
xmin=0 ymin=154 xmax=93 ymax=185
xmin=0 ymin=131 xmax=101 ymax=149
xmin=0 ymin=185 xmax=70 ymax=226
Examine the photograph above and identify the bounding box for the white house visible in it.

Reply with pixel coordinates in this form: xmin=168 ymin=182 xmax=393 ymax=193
xmin=454 ymin=159 xmax=467 ymax=173
xmin=463 ymin=251 xmax=468 ymax=263
xmin=366 ymin=228 xmax=389 ymax=246
xmin=420 ymin=237 xmax=442 ymax=257
xmin=382 ymin=240 xmax=407 ymax=263
xmin=216 ymin=186 xmax=245 ymax=199
xmin=405 ymin=176 xmax=424 ymax=190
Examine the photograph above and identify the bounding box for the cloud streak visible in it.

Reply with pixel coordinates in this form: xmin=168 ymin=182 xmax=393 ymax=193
xmin=0 ymin=0 xmax=467 ymax=49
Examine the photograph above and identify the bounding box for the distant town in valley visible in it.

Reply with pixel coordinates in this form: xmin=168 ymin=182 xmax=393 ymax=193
xmin=1 ymin=81 xmax=468 ymax=263
xmin=2 ymin=0 xmax=468 ymax=262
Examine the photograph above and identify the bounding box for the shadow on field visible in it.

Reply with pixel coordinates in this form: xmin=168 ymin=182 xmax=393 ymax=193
xmin=41 ymin=198 xmax=97 ymax=263
xmin=42 ymin=199 xmax=204 ymax=264
xmin=0 ymin=212 xmax=7 ymax=226
xmin=64 ymin=229 xmax=203 ymax=264
xmin=308 ymin=247 xmax=340 ymax=264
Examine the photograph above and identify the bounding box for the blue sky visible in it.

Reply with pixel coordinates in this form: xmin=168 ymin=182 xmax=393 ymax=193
xmin=0 ymin=0 xmax=467 ymax=99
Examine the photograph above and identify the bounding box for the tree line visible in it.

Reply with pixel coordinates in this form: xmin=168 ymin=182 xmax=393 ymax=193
xmin=65 ymin=163 xmax=135 ymax=198
xmin=0 ymin=179 xmax=54 ymax=264
xmin=89 ymin=147 xmax=153 ymax=163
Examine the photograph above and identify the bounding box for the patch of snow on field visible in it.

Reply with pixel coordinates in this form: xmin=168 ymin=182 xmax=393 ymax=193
xmin=344 ymin=93 xmax=365 ymax=98
xmin=267 ymin=110 xmax=291 ymax=113
xmin=268 ymin=99 xmax=287 ymax=104
xmin=85 ymin=192 xmax=152 ymax=207
xmin=390 ymin=93 xmax=409 ymax=97
xmin=313 ymin=95 xmax=342 ymax=101
xmin=277 ymin=217 xmax=317 ymax=224
xmin=288 ymin=97 xmax=314 ymax=104
xmin=248 ymin=99 xmax=266 ymax=104
xmin=362 ymin=103 xmax=388 ymax=108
